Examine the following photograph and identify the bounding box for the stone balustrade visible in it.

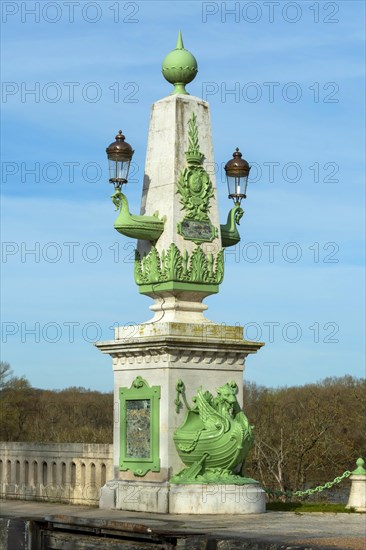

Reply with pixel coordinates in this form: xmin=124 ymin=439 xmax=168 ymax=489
xmin=0 ymin=442 xmax=113 ymax=505
xmin=1 ymin=443 xmax=364 ymax=510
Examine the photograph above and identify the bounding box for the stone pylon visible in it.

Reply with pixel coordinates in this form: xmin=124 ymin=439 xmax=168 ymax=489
xmin=137 ymin=93 xmax=221 ymax=324
xmin=97 ymin=33 xmax=265 ymax=514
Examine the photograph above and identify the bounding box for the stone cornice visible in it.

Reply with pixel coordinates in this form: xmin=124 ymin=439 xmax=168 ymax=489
xmin=95 ymin=336 xmax=263 ymax=368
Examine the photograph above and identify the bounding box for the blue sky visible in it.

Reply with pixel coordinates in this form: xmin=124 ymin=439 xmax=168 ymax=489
xmin=1 ymin=1 xmax=365 ymax=391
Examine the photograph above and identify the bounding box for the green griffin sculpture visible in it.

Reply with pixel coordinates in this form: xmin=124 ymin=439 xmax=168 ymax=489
xmin=171 ymin=380 xmax=258 ymax=485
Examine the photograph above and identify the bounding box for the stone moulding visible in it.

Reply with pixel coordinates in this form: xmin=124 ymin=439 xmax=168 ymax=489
xmin=113 ymin=350 xmax=244 ymax=368
xmin=134 ymin=243 xmax=224 ymax=292
xmin=96 ymin=336 xmax=264 ymax=370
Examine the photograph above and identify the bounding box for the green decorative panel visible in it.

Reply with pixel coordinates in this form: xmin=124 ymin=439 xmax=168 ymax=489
xmin=178 ymin=219 xmax=217 ymax=244
xmin=119 ymin=376 xmax=160 ymax=476
xmin=134 ymin=244 xmax=224 ymax=293
xmin=176 ymin=112 xmax=218 ymax=244
xmin=171 ymin=380 xmax=258 ymax=485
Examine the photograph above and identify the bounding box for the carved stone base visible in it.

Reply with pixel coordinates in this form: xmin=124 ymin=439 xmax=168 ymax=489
xmin=148 ymin=292 xmax=212 ymax=323
xmin=100 ymin=481 xmax=169 ymax=513
xmin=169 ymin=483 xmax=266 ymax=514
xmin=346 ymin=475 xmax=366 ymax=512
xmin=99 ymin=481 xmax=266 ymax=514
xmin=96 ymin=322 xmax=264 ymax=484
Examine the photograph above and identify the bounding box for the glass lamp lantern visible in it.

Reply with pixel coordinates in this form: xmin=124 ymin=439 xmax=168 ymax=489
xmin=106 ymin=130 xmax=134 ymax=189
xmin=224 ymin=148 xmax=250 ymax=204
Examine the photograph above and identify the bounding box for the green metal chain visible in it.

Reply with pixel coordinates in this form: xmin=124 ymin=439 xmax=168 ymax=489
xmin=264 ymin=470 xmax=352 ymax=499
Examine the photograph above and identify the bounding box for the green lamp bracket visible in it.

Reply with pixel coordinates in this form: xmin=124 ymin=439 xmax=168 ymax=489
xmin=220 ymin=203 xmax=244 ymax=248
xmin=112 ymin=190 xmax=166 ymax=243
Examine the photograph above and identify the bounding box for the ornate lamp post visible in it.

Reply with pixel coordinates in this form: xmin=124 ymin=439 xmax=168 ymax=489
xmin=224 ymin=147 xmax=251 ymax=203
xmin=105 ymin=34 xmax=252 ymax=253
xmin=97 ymin=33 xmax=264 ymax=516
xmin=106 ymin=130 xmax=134 ymax=189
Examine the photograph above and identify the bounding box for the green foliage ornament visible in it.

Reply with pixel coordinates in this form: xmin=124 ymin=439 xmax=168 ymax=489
xmin=170 ymin=380 xmax=258 ymax=485
xmin=134 ymin=243 xmax=224 ymax=293
xmin=176 ymin=113 xmax=218 ymax=244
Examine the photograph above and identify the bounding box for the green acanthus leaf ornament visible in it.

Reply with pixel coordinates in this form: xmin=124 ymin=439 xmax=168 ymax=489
xmin=134 ymin=244 xmax=224 ymax=287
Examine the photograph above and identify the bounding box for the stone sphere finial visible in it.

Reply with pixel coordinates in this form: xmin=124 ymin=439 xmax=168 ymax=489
xmin=162 ymin=31 xmax=198 ymax=95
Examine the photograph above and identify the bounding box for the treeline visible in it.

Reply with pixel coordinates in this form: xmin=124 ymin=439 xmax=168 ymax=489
xmin=243 ymin=376 xmax=366 ymax=493
xmin=1 ymin=363 xmax=365 ymax=493
xmin=0 ymin=362 xmax=113 ymax=443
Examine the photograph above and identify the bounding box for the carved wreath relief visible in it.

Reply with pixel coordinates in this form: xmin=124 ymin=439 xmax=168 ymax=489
xmin=176 ymin=113 xmax=218 ymax=244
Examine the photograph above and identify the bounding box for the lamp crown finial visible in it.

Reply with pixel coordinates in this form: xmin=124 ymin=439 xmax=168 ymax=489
xmin=162 ymin=32 xmax=198 ymax=95
xmin=176 ymin=30 xmax=184 ymax=50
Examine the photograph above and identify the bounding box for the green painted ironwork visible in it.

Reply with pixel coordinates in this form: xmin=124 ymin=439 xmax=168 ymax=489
xmin=119 ymin=376 xmax=160 ymax=477
xmin=162 ymin=31 xmax=198 ymax=95
xmin=174 ymin=379 xmax=191 ymax=413
xmin=112 ymin=190 xmax=166 ymax=242
xmin=220 ymin=204 xmax=244 ymax=248
xmin=352 ymin=457 xmax=366 ymax=475
xmin=170 ymin=380 xmax=257 ymax=485
xmin=176 ymin=112 xmax=218 ymax=244
xmin=264 ymin=458 xmax=365 ymax=499
xmin=264 ymin=470 xmax=352 ymax=499
xmin=134 ymin=244 xmax=224 ymax=293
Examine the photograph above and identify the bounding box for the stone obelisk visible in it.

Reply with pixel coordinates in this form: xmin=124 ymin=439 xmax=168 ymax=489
xmin=97 ymin=33 xmax=265 ymax=514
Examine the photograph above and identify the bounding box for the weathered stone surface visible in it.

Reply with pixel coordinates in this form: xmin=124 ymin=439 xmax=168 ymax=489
xmin=169 ymin=483 xmax=266 ymax=514
xmin=115 ymin=481 xmax=169 ymax=513
xmin=0 ymin=442 xmax=113 ymax=505
xmin=95 ymin=321 xmax=263 ymax=489
xmin=136 ymin=94 xmax=223 ymax=323
xmin=346 ymin=474 xmax=366 ymax=512
xmin=139 ymin=94 xmax=220 ymax=259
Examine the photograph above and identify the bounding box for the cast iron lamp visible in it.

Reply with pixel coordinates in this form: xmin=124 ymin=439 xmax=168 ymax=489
xmin=224 ymin=148 xmax=250 ymax=204
xmin=106 ymin=130 xmax=134 ymax=189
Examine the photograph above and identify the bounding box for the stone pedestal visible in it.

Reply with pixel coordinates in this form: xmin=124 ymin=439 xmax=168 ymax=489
xmin=169 ymin=483 xmax=266 ymax=514
xmin=96 ymin=322 xmax=264 ymax=513
xmin=100 ymin=481 xmax=265 ymax=514
xmin=346 ymin=474 xmax=366 ymax=512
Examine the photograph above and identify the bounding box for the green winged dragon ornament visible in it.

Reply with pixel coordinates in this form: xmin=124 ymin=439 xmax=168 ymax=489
xmin=171 ymin=380 xmax=258 ymax=485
